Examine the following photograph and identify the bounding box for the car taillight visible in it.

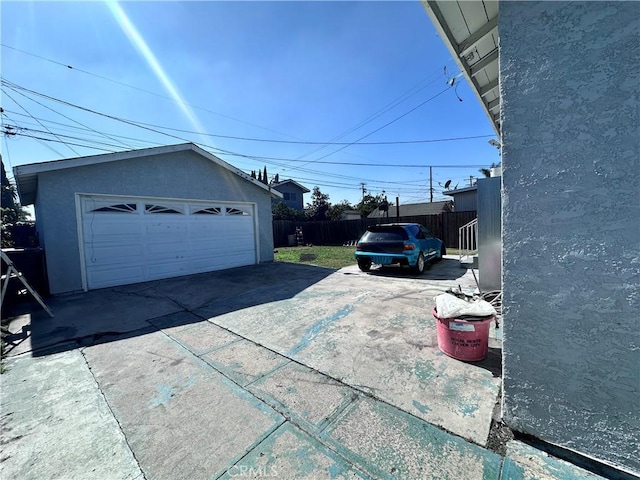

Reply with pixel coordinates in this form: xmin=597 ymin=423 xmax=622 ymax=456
xmin=403 ymin=244 xmax=415 ymax=251
xmin=356 ymin=243 xmax=362 ymax=250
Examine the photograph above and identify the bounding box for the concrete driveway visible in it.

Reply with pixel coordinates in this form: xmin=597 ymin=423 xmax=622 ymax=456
xmin=1 ymin=259 xmax=604 ymax=480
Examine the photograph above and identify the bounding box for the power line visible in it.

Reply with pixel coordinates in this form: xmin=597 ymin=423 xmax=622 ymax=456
xmin=2 ymin=81 xmax=492 ymax=194
xmin=1 ymin=88 xmax=79 ymax=156
xmin=1 ymin=82 xmax=492 ymax=168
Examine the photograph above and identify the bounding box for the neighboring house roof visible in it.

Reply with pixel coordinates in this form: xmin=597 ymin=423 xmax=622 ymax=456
xmin=271 ymin=179 xmax=310 ymax=193
xmin=341 ymin=209 xmax=361 ymax=219
xmin=421 ymin=0 xmax=500 ymax=135
xmin=13 ymin=143 xmax=282 ymax=205
xmin=368 ymin=201 xmax=453 ymax=218
xmin=443 ymin=185 xmax=477 ymax=196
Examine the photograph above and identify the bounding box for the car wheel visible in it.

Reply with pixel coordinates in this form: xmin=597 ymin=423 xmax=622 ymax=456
xmin=357 ymin=258 xmax=372 ymax=272
xmin=413 ymin=253 xmax=425 ymax=274
xmin=435 ymin=245 xmax=446 ymax=262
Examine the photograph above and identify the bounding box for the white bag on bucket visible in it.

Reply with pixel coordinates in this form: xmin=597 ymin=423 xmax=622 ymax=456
xmin=435 ymin=293 xmax=496 ymax=319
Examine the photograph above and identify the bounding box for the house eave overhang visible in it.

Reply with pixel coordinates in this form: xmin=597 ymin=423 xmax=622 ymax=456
xmin=13 ymin=143 xmax=282 ymax=205
xmin=421 ymin=0 xmax=501 ymax=137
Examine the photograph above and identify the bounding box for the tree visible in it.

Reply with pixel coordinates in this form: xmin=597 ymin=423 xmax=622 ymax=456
xmin=305 ymin=186 xmax=330 ymax=221
xmin=262 ymin=166 xmax=268 ymax=184
xmin=1 ymin=158 xmax=26 ymax=247
xmin=272 ymin=201 xmax=304 ymax=221
xmin=356 ymin=193 xmax=385 ymax=218
xmin=327 ymin=200 xmax=354 ymax=221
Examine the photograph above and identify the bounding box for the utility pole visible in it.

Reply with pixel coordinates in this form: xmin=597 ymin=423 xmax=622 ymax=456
xmin=429 ymin=166 xmax=433 ymax=203
xmin=360 ymin=182 xmax=367 ymax=201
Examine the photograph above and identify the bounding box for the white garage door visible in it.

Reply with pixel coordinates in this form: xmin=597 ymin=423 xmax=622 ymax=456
xmin=79 ymin=195 xmax=257 ymax=290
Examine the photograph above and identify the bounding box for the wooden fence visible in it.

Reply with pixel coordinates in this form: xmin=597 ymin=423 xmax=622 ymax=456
xmin=273 ymin=211 xmax=477 ymax=248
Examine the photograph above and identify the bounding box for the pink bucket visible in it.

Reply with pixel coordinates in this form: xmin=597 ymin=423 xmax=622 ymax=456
xmin=433 ymin=308 xmax=494 ymax=362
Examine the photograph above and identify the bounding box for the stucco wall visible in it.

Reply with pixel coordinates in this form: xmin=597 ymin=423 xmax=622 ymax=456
xmin=35 ymin=150 xmax=275 ymax=294
xmin=500 ymin=2 xmax=639 ymax=474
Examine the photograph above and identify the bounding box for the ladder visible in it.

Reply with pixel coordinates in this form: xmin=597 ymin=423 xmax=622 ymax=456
xmin=1 ymin=250 xmax=54 ymax=317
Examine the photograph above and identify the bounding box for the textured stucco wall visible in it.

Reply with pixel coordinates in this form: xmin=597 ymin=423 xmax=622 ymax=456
xmin=35 ymin=150 xmax=275 ymax=294
xmin=500 ymin=2 xmax=640 ymax=474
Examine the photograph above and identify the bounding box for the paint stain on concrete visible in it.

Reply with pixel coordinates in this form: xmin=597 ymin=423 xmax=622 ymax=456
xmin=149 ymin=377 xmax=196 ymax=408
xmin=412 ymin=400 xmax=431 ymax=415
xmin=411 ymin=360 xmax=437 ymax=382
xmin=460 ymin=403 xmax=480 ymax=418
xmin=287 ymin=305 xmax=354 ymax=356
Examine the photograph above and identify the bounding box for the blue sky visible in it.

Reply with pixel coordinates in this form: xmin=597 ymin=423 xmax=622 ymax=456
xmin=1 ymin=1 xmax=500 ymax=208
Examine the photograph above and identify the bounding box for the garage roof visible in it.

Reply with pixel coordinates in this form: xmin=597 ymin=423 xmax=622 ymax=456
xmin=421 ymin=0 xmax=500 ymax=136
xmin=13 ymin=143 xmax=282 ymax=205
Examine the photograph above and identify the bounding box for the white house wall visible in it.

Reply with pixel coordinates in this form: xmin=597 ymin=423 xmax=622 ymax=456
xmin=35 ymin=150 xmax=275 ymax=294
xmin=500 ymin=2 xmax=639 ymax=474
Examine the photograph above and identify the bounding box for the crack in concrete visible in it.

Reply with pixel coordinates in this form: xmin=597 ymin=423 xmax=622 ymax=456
xmin=79 ymin=348 xmax=147 ymax=480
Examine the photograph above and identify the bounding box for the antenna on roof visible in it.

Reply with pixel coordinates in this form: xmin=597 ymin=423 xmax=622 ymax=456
xmin=444 ymin=180 xmax=452 ymax=189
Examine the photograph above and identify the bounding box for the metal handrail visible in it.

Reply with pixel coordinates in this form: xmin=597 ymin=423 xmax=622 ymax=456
xmin=458 ymin=218 xmax=478 ymax=263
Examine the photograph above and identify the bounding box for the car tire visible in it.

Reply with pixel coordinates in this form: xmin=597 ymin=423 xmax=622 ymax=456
xmin=357 ymin=258 xmax=372 ymax=272
xmin=435 ymin=245 xmax=446 ymax=262
xmin=413 ymin=253 xmax=425 ymax=274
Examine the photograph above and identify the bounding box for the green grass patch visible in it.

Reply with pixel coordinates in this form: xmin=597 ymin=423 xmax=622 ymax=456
xmin=274 ymin=245 xmax=460 ymax=270
xmin=274 ymin=245 xmax=357 ymax=270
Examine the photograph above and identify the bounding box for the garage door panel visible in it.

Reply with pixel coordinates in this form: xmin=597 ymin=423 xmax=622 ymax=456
xmin=87 ymin=265 xmax=145 ymax=289
xmin=81 ymin=196 xmax=257 ymax=290
xmin=85 ymin=244 xmax=145 ymax=265
xmin=147 ymin=260 xmax=192 ymax=279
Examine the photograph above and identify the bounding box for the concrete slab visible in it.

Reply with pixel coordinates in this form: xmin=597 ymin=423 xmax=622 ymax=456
xmin=82 ymin=331 xmax=284 ymax=480
xmin=119 ymin=262 xmax=334 ymax=312
xmin=3 ymin=288 xmax=182 ymax=357
xmin=501 ymin=441 xmax=607 ymax=480
xmin=160 ymin=318 xmax=242 ymax=356
xmin=0 ymin=350 xmax=142 ymax=480
xmin=204 ymin=261 xmax=500 ymax=445
xmin=201 ymin=338 xmax=290 ymax=386
xmin=322 ymin=397 xmax=503 ymax=480
xmin=219 ymin=423 xmax=367 ymax=479
xmin=248 ymin=362 xmax=358 ymax=432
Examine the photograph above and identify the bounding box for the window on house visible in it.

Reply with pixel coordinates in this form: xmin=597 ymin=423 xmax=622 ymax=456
xmin=289 ymin=193 xmax=297 ymax=201
xmin=283 ymin=192 xmax=291 ymax=200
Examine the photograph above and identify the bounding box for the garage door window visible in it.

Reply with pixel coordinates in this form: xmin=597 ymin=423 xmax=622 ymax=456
xmin=226 ymin=207 xmax=250 ymax=216
xmin=89 ymin=203 xmax=138 ymax=213
xmin=191 ymin=206 xmax=222 ymax=215
xmin=145 ymin=204 xmax=184 ymax=214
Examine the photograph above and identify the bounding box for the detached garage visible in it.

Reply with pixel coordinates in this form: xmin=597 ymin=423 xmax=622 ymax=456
xmin=14 ymin=143 xmax=282 ymax=294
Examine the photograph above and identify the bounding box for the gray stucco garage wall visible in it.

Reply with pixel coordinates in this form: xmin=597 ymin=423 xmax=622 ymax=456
xmin=500 ymin=2 xmax=639 ymax=474
xmin=34 ymin=150 xmax=275 ymax=294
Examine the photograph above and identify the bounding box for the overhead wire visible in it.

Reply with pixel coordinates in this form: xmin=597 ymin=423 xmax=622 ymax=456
xmin=1 ymin=88 xmax=79 ymax=156
xmin=1 ymin=80 xmax=492 ymax=198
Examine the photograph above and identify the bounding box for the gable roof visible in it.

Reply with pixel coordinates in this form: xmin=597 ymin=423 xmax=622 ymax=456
xmin=270 ymin=179 xmax=310 ymax=193
xmin=13 ymin=143 xmax=282 ymax=205
xmin=368 ymin=201 xmax=453 ymax=218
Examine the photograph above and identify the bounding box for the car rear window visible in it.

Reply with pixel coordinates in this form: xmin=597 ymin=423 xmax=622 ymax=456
xmin=361 ymin=227 xmax=408 ymax=242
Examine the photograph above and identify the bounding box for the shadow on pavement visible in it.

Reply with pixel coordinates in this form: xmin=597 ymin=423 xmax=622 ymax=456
xmin=364 ymin=258 xmax=470 ymax=281
xmin=2 ymin=262 xmax=333 ymax=358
